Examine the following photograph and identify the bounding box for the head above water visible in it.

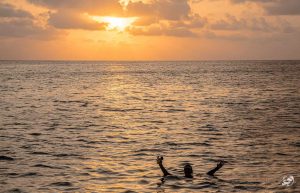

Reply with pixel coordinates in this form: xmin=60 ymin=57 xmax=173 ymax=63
xmin=184 ymin=164 xmax=193 ymax=178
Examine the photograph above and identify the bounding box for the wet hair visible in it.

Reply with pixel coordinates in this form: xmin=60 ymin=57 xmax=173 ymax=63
xmin=184 ymin=164 xmax=193 ymax=178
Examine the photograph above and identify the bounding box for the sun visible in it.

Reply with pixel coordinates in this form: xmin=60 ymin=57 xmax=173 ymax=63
xmin=91 ymin=16 xmax=137 ymax=31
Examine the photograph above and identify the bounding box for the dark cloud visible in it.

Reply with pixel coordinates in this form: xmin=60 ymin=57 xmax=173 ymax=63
xmin=127 ymin=23 xmax=198 ymax=37
xmin=211 ymin=15 xmax=275 ymax=32
xmin=230 ymin=0 xmax=300 ymax=15
xmin=201 ymin=30 xmax=249 ymax=41
xmin=187 ymin=14 xmax=207 ymax=28
xmin=125 ymin=0 xmax=205 ymax=37
xmin=27 ymin=0 xmax=123 ymax=15
xmin=0 ymin=2 xmax=33 ymax=18
xmin=0 ymin=3 xmax=61 ymax=39
xmin=48 ymin=11 xmax=107 ymax=30
xmin=0 ymin=19 xmax=35 ymax=37
xmin=211 ymin=14 xmax=296 ymax=33
xmin=264 ymin=0 xmax=300 ymax=15
xmin=26 ymin=0 xmax=122 ymax=30
xmin=0 ymin=18 xmax=60 ymax=39
xmin=127 ymin=0 xmax=191 ymax=20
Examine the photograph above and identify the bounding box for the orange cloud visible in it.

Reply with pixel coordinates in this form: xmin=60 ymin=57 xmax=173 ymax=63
xmin=0 ymin=0 xmax=299 ymax=60
xmin=0 ymin=2 xmax=60 ymax=39
xmin=0 ymin=2 xmax=33 ymax=18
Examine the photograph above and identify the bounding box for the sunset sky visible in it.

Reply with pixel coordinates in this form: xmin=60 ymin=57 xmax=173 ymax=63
xmin=0 ymin=0 xmax=299 ymax=60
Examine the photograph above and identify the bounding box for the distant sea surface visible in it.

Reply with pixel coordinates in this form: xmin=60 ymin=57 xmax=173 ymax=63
xmin=0 ymin=60 xmax=299 ymax=193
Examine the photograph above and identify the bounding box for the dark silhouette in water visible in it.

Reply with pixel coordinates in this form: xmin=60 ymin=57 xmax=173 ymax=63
xmin=157 ymin=156 xmax=225 ymax=178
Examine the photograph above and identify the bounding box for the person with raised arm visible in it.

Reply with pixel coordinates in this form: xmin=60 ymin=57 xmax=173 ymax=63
xmin=156 ymin=156 xmax=225 ymax=178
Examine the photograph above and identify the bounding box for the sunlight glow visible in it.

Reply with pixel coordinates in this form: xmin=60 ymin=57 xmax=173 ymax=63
xmin=91 ymin=16 xmax=137 ymax=31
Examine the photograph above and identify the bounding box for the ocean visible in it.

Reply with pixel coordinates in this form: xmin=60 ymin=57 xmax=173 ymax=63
xmin=0 ymin=60 xmax=299 ymax=192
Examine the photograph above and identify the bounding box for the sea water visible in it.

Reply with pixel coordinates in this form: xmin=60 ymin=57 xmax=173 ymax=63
xmin=0 ymin=60 xmax=299 ymax=192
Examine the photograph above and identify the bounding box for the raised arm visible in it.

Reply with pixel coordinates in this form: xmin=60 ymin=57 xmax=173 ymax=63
xmin=207 ymin=160 xmax=225 ymax=176
xmin=157 ymin=156 xmax=171 ymax=176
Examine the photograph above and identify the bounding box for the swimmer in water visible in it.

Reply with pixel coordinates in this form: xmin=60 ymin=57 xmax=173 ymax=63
xmin=156 ymin=156 xmax=225 ymax=178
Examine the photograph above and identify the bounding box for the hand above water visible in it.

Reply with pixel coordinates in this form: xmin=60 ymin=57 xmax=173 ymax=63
xmin=157 ymin=156 xmax=164 ymax=165
xmin=217 ymin=160 xmax=226 ymax=168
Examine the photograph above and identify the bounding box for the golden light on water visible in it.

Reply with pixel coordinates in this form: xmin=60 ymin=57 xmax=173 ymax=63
xmin=91 ymin=16 xmax=137 ymax=31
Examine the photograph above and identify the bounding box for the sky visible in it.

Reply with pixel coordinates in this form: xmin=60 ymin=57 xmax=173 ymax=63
xmin=0 ymin=0 xmax=299 ymax=60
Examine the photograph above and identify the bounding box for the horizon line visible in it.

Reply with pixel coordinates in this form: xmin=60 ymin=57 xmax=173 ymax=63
xmin=1 ymin=59 xmax=300 ymax=62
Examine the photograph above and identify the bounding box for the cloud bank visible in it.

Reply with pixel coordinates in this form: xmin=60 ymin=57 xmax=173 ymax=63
xmin=0 ymin=0 xmax=298 ymax=39
xmin=0 ymin=0 xmax=299 ymax=60
xmin=231 ymin=0 xmax=300 ymax=15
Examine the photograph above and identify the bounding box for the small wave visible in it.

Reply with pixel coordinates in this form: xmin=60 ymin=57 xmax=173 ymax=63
xmin=276 ymin=152 xmax=288 ymax=156
xmin=53 ymin=153 xmax=80 ymax=157
xmin=149 ymin=120 xmax=164 ymax=124
xmin=6 ymin=188 xmax=24 ymax=193
xmin=79 ymin=172 xmax=90 ymax=176
xmin=93 ymin=168 xmax=120 ymax=175
xmin=49 ymin=182 xmax=73 ymax=187
xmin=138 ymin=180 xmax=149 ymax=184
xmin=31 ymin=152 xmax=49 ymax=155
xmin=6 ymin=173 xmax=19 ymax=176
xmin=178 ymin=142 xmax=211 ymax=146
xmin=132 ymin=153 xmax=148 ymax=156
xmin=290 ymin=142 xmax=300 ymax=147
xmin=63 ymin=127 xmax=85 ymax=130
xmin=29 ymin=133 xmax=42 ymax=136
xmin=0 ymin=155 xmax=14 ymax=161
xmin=234 ymin=185 xmax=263 ymax=191
xmin=192 ymin=182 xmax=218 ymax=189
xmin=189 ymin=154 xmax=205 ymax=158
xmin=237 ymin=181 xmax=262 ymax=185
xmin=53 ymin=99 xmax=87 ymax=104
xmin=165 ymin=109 xmax=186 ymax=113
xmin=136 ymin=148 xmax=162 ymax=152
xmin=161 ymin=99 xmax=177 ymax=102
xmin=102 ymin=108 xmax=143 ymax=112
xmin=12 ymin=122 xmax=28 ymax=126
xmin=33 ymin=164 xmax=62 ymax=169
xmin=122 ymin=190 xmax=138 ymax=193
xmin=76 ymin=138 xmax=90 ymax=143
xmin=20 ymin=172 xmax=39 ymax=177
xmin=164 ymin=142 xmax=178 ymax=146
xmin=56 ymin=108 xmax=71 ymax=112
